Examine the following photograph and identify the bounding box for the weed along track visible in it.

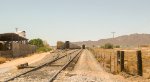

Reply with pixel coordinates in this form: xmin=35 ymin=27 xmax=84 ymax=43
xmin=3 ymin=49 xmax=82 ymax=82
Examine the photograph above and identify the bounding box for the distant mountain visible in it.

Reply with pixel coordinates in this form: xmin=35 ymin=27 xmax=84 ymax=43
xmin=73 ymin=33 xmax=150 ymax=47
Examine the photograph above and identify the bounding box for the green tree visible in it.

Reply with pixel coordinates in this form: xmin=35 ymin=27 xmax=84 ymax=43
xmin=29 ymin=38 xmax=52 ymax=52
xmin=29 ymin=38 xmax=44 ymax=48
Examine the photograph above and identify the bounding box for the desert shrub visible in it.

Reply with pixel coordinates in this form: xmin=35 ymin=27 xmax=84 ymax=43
xmin=0 ymin=57 xmax=6 ymax=64
xmin=101 ymin=43 xmax=113 ymax=49
xmin=115 ymin=45 xmax=120 ymax=48
xmin=37 ymin=47 xmax=52 ymax=53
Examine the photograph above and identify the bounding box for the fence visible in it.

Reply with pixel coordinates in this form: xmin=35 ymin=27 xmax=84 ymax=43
xmin=12 ymin=43 xmax=37 ymax=57
xmin=0 ymin=43 xmax=36 ymax=57
xmin=0 ymin=51 xmax=13 ymax=57
xmin=90 ymin=48 xmax=150 ymax=78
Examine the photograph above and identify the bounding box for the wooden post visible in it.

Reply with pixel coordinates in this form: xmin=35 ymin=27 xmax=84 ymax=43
xmin=136 ymin=50 xmax=143 ymax=76
xmin=104 ymin=54 xmax=105 ymax=68
xmin=102 ymin=53 xmax=103 ymax=65
xmin=120 ymin=51 xmax=124 ymax=72
xmin=110 ymin=55 xmax=111 ymax=72
xmin=117 ymin=51 xmax=121 ymax=72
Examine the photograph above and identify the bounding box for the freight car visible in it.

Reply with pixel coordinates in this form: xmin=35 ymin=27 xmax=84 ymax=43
xmin=69 ymin=42 xmax=81 ymax=49
xmin=56 ymin=41 xmax=81 ymax=49
xmin=57 ymin=41 xmax=65 ymax=49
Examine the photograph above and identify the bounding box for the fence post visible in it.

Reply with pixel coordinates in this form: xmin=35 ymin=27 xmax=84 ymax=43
xmin=110 ymin=55 xmax=111 ymax=72
xmin=120 ymin=51 xmax=124 ymax=72
xmin=104 ymin=54 xmax=105 ymax=68
xmin=117 ymin=51 xmax=121 ymax=72
xmin=136 ymin=50 xmax=143 ymax=76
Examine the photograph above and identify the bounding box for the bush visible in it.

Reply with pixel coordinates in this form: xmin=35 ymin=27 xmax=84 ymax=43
xmin=103 ymin=43 xmax=113 ymax=49
xmin=29 ymin=38 xmax=52 ymax=53
xmin=37 ymin=47 xmax=52 ymax=53
xmin=100 ymin=43 xmax=120 ymax=49
xmin=115 ymin=45 xmax=120 ymax=48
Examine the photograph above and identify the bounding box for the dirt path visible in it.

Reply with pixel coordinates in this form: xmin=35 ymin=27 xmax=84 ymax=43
xmin=54 ymin=49 xmax=128 ymax=82
xmin=73 ymin=49 xmax=103 ymax=72
xmin=0 ymin=52 xmax=49 ymax=73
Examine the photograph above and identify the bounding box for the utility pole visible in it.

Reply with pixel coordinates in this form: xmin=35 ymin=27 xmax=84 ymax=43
xmin=111 ymin=32 xmax=115 ymax=39
xmin=111 ymin=32 xmax=116 ymax=73
xmin=15 ymin=28 xmax=18 ymax=32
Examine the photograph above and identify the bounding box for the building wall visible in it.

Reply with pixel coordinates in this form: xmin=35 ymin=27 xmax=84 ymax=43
xmin=12 ymin=43 xmax=36 ymax=57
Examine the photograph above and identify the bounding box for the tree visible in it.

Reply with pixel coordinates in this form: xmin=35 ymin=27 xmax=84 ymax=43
xmin=29 ymin=38 xmax=52 ymax=52
xmin=29 ymin=38 xmax=44 ymax=48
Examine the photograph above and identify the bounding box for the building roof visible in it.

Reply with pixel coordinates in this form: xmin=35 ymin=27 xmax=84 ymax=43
xmin=0 ymin=33 xmax=28 ymax=41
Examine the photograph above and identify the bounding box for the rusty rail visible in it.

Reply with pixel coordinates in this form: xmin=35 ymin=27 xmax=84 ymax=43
xmin=48 ymin=49 xmax=83 ymax=82
xmin=4 ymin=49 xmax=80 ymax=82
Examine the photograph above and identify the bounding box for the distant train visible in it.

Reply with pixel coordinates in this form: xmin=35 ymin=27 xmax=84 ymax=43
xmin=57 ymin=41 xmax=82 ymax=49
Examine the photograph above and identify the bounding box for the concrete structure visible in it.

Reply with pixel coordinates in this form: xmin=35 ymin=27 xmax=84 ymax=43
xmin=0 ymin=33 xmax=36 ymax=57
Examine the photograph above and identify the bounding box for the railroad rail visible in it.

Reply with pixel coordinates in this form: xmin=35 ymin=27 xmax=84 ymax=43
xmin=4 ymin=49 xmax=82 ymax=82
xmin=48 ymin=49 xmax=82 ymax=82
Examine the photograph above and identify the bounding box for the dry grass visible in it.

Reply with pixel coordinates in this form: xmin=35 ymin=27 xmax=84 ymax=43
xmin=0 ymin=57 xmax=7 ymax=64
xmin=90 ymin=47 xmax=150 ymax=78
xmin=123 ymin=49 xmax=150 ymax=78
xmin=0 ymin=57 xmax=13 ymax=64
xmin=90 ymin=48 xmax=113 ymax=72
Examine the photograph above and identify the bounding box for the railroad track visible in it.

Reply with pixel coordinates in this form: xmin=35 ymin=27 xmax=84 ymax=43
xmin=4 ymin=49 xmax=82 ymax=82
xmin=48 ymin=50 xmax=82 ymax=82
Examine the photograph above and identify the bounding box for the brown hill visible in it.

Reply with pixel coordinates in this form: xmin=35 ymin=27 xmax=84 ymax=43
xmin=73 ymin=33 xmax=150 ymax=47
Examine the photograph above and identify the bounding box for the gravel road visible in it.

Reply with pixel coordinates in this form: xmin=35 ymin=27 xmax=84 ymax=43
xmin=54 ymin=49 xmax=128 ymax=82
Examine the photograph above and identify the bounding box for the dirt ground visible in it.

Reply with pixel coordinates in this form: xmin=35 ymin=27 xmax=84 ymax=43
xmin=0 ymin=52 xmax=50 ymax=74
xmin=54 ymin=49 xmax=128 ymax=82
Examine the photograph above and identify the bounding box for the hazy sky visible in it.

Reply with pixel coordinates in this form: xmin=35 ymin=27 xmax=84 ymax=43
xmin=0 ymin=0 xmax=150 ymax=45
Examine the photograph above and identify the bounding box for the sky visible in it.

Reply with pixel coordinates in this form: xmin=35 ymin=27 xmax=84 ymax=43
xmin=0 ymin=0 xmax=150 ymax=45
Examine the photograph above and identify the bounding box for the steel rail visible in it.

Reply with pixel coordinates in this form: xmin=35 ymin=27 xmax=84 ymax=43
xmin=4 ymin=49 xmax=79 ymax=82
xmin=48 ymin=49 xmax=83 ymax=82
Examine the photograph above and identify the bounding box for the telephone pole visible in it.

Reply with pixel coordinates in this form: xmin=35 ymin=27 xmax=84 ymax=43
xmin=111 ymin=32 xmax=115 ymax=39
xmin=15 ymin=28 xmax=18 ymax=32
xmin=111 ymin=32 xmax=116 ymax=73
